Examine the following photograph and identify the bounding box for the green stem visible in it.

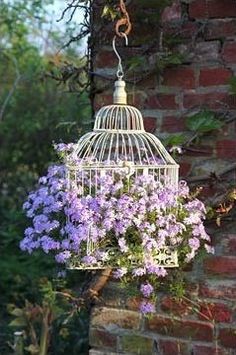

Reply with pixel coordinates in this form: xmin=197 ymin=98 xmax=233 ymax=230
xmin=14 ymin=331 xmax=24 ymax=355
xmin=39 ymin=307 xmax=51 ymax=355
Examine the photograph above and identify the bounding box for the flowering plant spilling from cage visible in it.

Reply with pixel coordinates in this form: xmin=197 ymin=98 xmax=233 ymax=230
xmin=20 ymin=144 xmax=214 ymax=314
xmin=20 ymin=1 xmax=214 ymax=314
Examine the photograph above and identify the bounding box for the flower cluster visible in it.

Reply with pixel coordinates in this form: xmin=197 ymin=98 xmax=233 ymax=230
xmin=21 ymin=148 xmax=213 ymax=315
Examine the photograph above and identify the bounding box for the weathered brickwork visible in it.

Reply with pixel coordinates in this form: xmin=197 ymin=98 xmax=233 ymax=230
xmin=89 ymin=1 xmax=236 ymax=354
xmin=89 ymin=230 xmax=236 ymax=355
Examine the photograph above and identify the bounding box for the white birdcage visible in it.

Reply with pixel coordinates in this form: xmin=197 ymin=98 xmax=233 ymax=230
xmin=66 ymin=36 xmax=179 ymax=269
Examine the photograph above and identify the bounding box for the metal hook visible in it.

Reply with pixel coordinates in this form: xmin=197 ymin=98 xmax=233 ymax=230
xmin=112 ymin=34 xmax=128 ymax=80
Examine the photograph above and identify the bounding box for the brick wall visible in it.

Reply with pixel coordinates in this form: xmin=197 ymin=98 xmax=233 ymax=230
xmin=89 ymin=229 xmax=236 ymax=355
xmin=89 ymin=1 xmax=236 ymax=354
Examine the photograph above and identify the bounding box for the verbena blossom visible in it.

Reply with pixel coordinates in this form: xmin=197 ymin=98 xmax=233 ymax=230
xmin=140 ymin=283 xmax=154 ymax=298
xmin=20 ymin=146 xmax=213 ymax=315
xmin=113 ymin=267 xmax=128 ymax=279
xmin=140 ymin=300 xmax=156 ymax=314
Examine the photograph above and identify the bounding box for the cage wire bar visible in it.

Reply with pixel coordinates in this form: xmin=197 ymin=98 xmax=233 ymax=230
xmin=66 ymin=35 xmax=179 ymax=269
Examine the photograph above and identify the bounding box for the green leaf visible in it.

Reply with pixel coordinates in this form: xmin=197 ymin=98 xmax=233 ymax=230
xmin=164 ymin=134 xmax=186 ymax=147
xmin=127 ymin=56 xmax=146 ymax=71
xmin=101 ymin=5 xmax=117 ymax=21
xmin=10 ymin=308 xmax=24 ymax=317
xmin=24 ymin=344 xmax=40 ymax=354
xmin=9 ymin=318 xmax=27 ymax=327
xmin=186 ymin=111 xmax=223 ymax=133
xmin=229 ymin=76 xmax=236 ymax=94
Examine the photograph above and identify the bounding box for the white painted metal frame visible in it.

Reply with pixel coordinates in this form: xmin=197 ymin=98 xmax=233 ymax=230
xmin=65 ymin=35 xmax=179 ymax=269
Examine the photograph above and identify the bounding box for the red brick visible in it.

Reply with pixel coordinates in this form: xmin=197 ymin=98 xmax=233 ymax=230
xmin=147 ymin=316 xmax=213 ymax=341
xmin=163 ymin=67 xmax=196 ymax=89
xmin=189 ymin=0 xmax=236 ymax=19
xmin=95 ymin=51 xmax=116 ymax=68
xmin=161 ymin=116 xmax=185 ymax=133
xmin=126 ymin=296 xmax=142 ymax=311
xmin=158 ymin=340 xmax=178 ymax=354
xmin=206 ymin=19 xmax=236 ymax=39
xmin=91 ymin=307 xmax=141 ymax=330
xmin=164 ymin=22 xmax=199 ymax=39
xmin=139 ymin=75 xmax=157 ymax=90
xmin=193 ymin=345 xmax=226 ymax=355
xmin=94 ymin=93 xmax=113 ymax=111
xmin=120 ymin=335 xmax=153 ymax=354
xmin=180 ymin=162 xmax=192 ymax=177
xmin=185 ymin=145 xmax=213 ymax=156
xmin=199 ymin=68 xmax=232 ymax=86
xmin=225 ymin=235 xmax=236 ymax=254
xmin=200 ymin=281 xmax=236 ymax=299
xmin=89 ymin=329 xmax=117 ymax=349
xmin=219 ymin=328 xmax=236 ymax=348
xmin=159 ymin=339 xmax=189 ymax=355
xmin=183 ymin=92 xmax=227 ymax=109
xmin=145 ymin=94 xmax=178 ymax=109
xmin=222 ymin=42 xmax=236 ymax=63
xmin=199 ymin=302 xmax=232 ymax=323
xmin=161 ymin=296 xmax=192 ymax=317
xmin=216 ymin=140 xmax=236 ymax=159
xmin=127 ymin=92 xmax=145 ymax=108
xmin=181 ymin=22 xmax=199 ymax=39
xmin=222 ymin=94 xmax=236 ymax=109
xmin=204 ymin=256 xmax=236 ymax=277
xmin=200 ymin=186 xmax=218 ymax=199
xmin=144 ymin=116 xmax=157 ymax=133
xmin=161 ymin=0 xmax=182 ymax=23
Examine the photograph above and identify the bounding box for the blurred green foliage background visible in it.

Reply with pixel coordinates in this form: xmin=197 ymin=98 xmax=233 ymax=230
xmin=0 ymin=1 xmax=91 ymax=353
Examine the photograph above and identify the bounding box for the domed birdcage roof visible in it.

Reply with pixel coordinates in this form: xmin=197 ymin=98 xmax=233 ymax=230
xmin=66 ymin=35 xmax=179 ymax=195
xmin=68 ymin=79 xmax=178 ymax=173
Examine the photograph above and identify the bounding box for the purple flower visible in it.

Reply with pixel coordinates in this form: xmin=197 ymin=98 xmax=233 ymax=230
xmin=158 ymin=229 xmax=169 ymax=239
xmin=178 ymin=180 xmax=189 ymax=197
xmin=132 ymin=268 xmax=146 ymax=276
xmin=20 ymin=158 xmax=212 ymax=278
xmin=39 ymin=176 xmax=47 ymax=185
xmin=95 ymin=251 xmax=109 ymax=261
xmin=54 ymin=143 xmax=74 ymax=152
xmin=118 ymin=237 xmax=129 ymax=253
xmin=23 ymin=201 xmax=31 ymax=210
xmin=113 ymin=267 xmax=128 ymax=279
xmin=55 ymin=251 xmax=71 ymax=263
xmin=81 ymin=255 xmax=97 ymax=265
xmin=145 ymin=262 xmax=168 ymax=277
xmin=20 ymin=237 xmax=40 ymax=253
xmin=185 ymin=250 xmax=195 ymax=262
xmin=140 ymin=282 xmax=154 ymax=298
xmin=188 ymin=237 xmax=200 ymax=251
xmin=205 ymin=244 xmax=214 ymax=254
xmin=184 ymin=213 xmax=201 ymax=225
xmin=41 ymin=235 xmax=60 ymax=253
xmin=139 ymin=300 xmax=156 ymax=314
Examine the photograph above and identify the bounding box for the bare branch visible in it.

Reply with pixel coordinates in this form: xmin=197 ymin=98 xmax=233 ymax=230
xmin=0 ymin=54 xmax=21 ymax=121
xmin=187 ymin=163 xmax=236 ymax=183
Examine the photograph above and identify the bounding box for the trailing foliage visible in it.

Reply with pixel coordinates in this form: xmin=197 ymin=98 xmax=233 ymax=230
xmin=8 ymin=278 xmax=89 ymax=354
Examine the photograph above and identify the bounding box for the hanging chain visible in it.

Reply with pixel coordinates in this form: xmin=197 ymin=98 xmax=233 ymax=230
xmin=115 ymin=0 xmax=132 ymax=37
